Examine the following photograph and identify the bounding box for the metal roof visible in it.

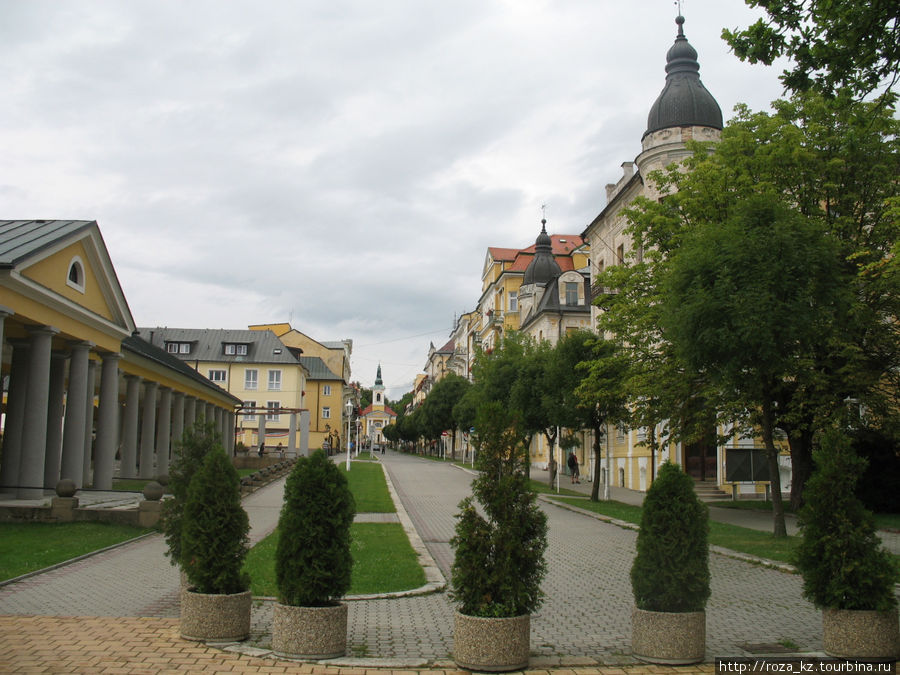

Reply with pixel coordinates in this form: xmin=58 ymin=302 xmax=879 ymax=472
xmin=0 ymin=220 xmax=95 ymax=267
xmin=136 ymin=327 xmax=304 ymax=366
xmin=298 ymin=356 xmax=342 ymax=381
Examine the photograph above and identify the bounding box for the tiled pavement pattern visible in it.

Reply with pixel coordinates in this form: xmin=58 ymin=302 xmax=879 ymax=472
xmin=3 ymin=448 xmax=893 ymax=673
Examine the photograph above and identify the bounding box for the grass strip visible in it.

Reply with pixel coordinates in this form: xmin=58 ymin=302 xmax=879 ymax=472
xmin=547 ymin=496 xmax=800 ymax=563
xmin=243 ymin=522 xmax=426 ymax=597
xmin=0 ymin=522 xmax=151 ymax=581
xmin=341 ymin=461 xmax=395 ymax=513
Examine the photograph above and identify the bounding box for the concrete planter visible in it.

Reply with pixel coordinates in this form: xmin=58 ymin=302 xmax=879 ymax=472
xmin=823 ymin=608 xmax=900 ymax=660
xmin=453 ymin=612 xmax=530 ymax=672
xmin=180 ymin=588 xmax=251 ymax=642
xmin=631 ymin=607 xmax=705 ymax=664
xmin=272 ymin=602 xmax=348 ymax=660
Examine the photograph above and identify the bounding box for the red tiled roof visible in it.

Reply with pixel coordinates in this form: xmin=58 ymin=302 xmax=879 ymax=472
xmin=360 ymin=404 xmax=397 ymax=418
xmin=491 ymin=235 xmax=583 ymax=273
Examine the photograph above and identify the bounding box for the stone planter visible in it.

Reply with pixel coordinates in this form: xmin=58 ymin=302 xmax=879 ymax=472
xmin=823 ymin=608 xmax=900 ymax=660
xmin=180 ymin=588 xmax=251 ymax=642
xmin=272 ymin=602 xmax=348 ymax=660
xmin=631 ymin=607 xmax=705 ymax=664
xmin=453 ymin=612 xmax=530 ymax=672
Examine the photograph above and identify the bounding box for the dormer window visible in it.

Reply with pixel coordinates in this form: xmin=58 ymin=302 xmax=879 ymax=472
xmin=66 ymin=256 xmax=85 ymax=293
xmin=224 ymin=343 xmax=248 ymax=356
xmin=166 ymin=342 xmax=191 ymax=355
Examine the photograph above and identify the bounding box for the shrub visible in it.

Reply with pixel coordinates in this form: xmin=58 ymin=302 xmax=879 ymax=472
xmin=794 ymin=428 xmax=899 ymax=611
xmin=276 ymin=449 xmax=356 ymax=607
xmin=160 ymin=420 xmax=219 ymax=566
xmin=450 ymin=402 xmax=548 ymax=617
xmin=181 ymin=447 xmax=250 ymax=594
xmin=631 ymin=461 xmax=710 ymax=613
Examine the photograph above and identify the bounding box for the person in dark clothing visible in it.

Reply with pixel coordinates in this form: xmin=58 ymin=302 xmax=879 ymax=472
xmin=567 ymin=451 xmax=580 ymax=484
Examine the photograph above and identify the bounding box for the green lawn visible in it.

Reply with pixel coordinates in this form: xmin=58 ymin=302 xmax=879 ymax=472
xmin=341 ymin=461 xmax=395 ymax=513
xmin=548 ymin=495 xmax=800 ymax=564
xmin=0 ymin=522 xmax=151 ymax=581
xmin=243 ymin=522 xmax=426 ymax=597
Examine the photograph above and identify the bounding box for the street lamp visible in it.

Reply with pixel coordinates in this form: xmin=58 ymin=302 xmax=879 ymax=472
xmin=345 ymin=400 xmax=353 ymax=471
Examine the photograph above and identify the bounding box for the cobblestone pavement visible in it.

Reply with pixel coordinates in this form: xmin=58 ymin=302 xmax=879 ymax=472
xmin=0 ymin=449 xmax=857 ymax=671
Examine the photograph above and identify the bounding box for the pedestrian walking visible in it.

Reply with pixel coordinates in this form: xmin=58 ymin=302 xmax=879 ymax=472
xmin=567 ymin=450 xmax=580 ymax=484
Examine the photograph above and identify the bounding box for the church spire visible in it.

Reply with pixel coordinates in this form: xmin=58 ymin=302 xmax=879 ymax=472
xmin=375 ymin=363 xmax=383 ymax=386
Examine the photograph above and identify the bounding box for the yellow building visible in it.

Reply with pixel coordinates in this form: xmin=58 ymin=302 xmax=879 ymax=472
xmin=136 ymin=327 xmax=309 ymax=456
xmin=249 ymin=324 xmax=352 ymax=452
xmin=0 ymin=220 xmax=241 ymax=498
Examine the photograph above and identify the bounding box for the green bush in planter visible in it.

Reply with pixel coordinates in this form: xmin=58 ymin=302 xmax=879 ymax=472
xmin=276 ymin=449 xmax=356 ymax=606
xmin=160 ymin=420 xmax=219 ymax=566
xmin=794 ymin=428 xmax=899 ymax=611
xmin=450 ymin=402 xmax=548 ymax=618
xmin=631 ymin=461 xmax=709 ymax=613
xmin=181 ymin=447 xmax=250 ymax=594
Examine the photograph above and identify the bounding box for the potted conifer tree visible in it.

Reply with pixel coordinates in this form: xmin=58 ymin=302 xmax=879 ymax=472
xmin=161 ymin=420 xmax=219 ymax=585
xmin=450 ymin=402 xmax=548 ymax=672
xmin=179 ymin=445 xmax=252 ymax=642
xmin=272 ymin=449 xmax=356 ymax=660
xmin=794 ymin=428 xmax=899 ymax=660
xmin=630 ymin=461 xmax=709 ymax=664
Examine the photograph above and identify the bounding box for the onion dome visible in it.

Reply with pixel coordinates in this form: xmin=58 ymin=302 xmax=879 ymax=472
xmin=523 ymin=219 xmax=562 ymax=285
xmin=644 ymin=15 xmax=723 ymax=139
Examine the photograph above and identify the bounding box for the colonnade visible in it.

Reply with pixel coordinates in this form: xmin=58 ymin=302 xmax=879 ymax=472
xmin=0 ymin=316 xmax=236 ymax=499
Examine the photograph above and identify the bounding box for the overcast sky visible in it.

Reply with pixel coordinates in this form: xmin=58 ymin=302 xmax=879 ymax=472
xmin=1 ymin=1 xmax=787 ymax=399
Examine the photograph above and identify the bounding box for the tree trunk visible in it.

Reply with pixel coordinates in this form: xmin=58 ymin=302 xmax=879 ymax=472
xmin=591 ymin=422 xmax=603 ymax=502
xmin=761 ymin=400 xmax=787 ymax=538
xmin=787 ymin=426 xmax=813 ymax=511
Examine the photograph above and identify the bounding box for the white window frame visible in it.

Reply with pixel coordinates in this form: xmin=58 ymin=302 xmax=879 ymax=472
xmin=244 ymin=369 xmax=258 ymax=390
xmin=208 ymin=369 xmax=226 ymax=383
xmin=224 ymin=343 xmax=248 ymax=356
xmin=323 ymin=384 xmax=332 ymax=396
xmin=508 ymin=291 xmax=518 ymax=312
xmin=322 ymin=406 xmax=331 ymax=419
xmin=268 ymin=370 xmax=282 ymax=391
xmin=266 ymin=401 xmax=280 ymax=421
xmin=244 ymin=400 xmax=257 ymax=422
xmin=66 ymin=256 xmax=85 ymax=293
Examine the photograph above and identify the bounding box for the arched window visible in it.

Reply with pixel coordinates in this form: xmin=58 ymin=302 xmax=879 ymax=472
xmin=66 ymin=257 xmax=85 ymax=293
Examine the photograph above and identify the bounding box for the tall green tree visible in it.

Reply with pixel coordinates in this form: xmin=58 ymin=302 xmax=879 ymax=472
xmin=421 ymin=373 xmax=471 ymax=458
xmin=723 ymin=1 xmax=900 ymax=100
xmin=659 ymin=196 xmax=848 ymax=537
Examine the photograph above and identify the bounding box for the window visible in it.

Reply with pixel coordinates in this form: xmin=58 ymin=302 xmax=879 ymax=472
xmin=66 ymin=256 xmax=85 ymax=293
xmin=508 ymin=291 xmax=518 ymax=312
xmin=323 ymin=384 xmax=332 ymax=396
xmin=244 ymin=369 xmax=258 ymax=390
xmin=266 ymin=401 xmax=280 ymax=421
xmin=268 ymin=370 xmax=282 ymax=391
xmin=167 ymin=342 xmax=190 ymax=354
xmin=244 ymin=400 xmax=256 ymax=422
xmin=322 ymin=406 xmax=331 ymax=419
xmin=376 ymin=392 xmax=381 ymax=403
xmin=616 ymin=244 xmax=625 ymax=265
xmin=208 ymin=369 xmax=226 ymax=383
xmin=224 ymin=343 xmax=248 ymax=356
xmin=565 ymin=282 xmax=578 ymax=306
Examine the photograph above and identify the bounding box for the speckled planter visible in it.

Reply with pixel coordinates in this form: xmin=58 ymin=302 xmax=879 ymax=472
xmin=453 ymin=612 xmax=530 ymax=672
xmin=823 ymin=609 xmax=900 ymax=660
xmin=272 ymin=602 xmax=347 ymax=660
xmin=180 ymin=588 xmax=251 ymax=642
xmin=631 ymin=607 xmax=705 ymax=664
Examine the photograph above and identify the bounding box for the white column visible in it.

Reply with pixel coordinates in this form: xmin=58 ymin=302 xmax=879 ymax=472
xmin=43 ymin=352 xmax=68 ymax=488
xmin=93 ymin=352 xmax=121 ymax=490
xmin=139 ymin=381 xmax=158 ymax=479
xmin=82 ymin=359 xmax=97 ymax=487
xmin=184 ymin=396 xmax=197 ymax=429
xmin=60 ymin=342 xmax=93 ymax=486
xmin=171 ymin=391 xmax=185 ymax=459
xmin=18 ymin=326 xmax=58 ymax=498
xmin=155 ymin=387 xmax=172 ymax=478
xmin=0 ymin=339 xmax=29 ymax=492
xmin=119 ymin=374 xmax=142 ymax=479
xmin=288 ymin=412 xmax=297 ymax=455
xmin=298 ymin=410 xmax=310 ymax=458
xmin=224 ymin=410 xmax=235 ymax=455
xmin=257 ymin=410 xmax=267 ymax=452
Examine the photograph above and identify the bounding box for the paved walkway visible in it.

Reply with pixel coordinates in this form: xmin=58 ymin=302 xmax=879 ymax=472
xmin=0 ymin=449 xmax=894 ymax=673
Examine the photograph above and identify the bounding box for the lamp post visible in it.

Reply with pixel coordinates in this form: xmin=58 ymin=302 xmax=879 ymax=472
xmin=345 ymin=400 xmax=353 ymax=471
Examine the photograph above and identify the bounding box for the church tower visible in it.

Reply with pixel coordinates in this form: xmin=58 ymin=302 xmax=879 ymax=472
xmin=373 ymin=363 xmax=385 ymax=408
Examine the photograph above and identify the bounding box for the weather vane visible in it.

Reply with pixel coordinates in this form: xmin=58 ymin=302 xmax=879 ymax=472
xmin=675 ymin=0 xmax=683 ymax=16
xmin=541 ymin=203 xmax=548 ymax=221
